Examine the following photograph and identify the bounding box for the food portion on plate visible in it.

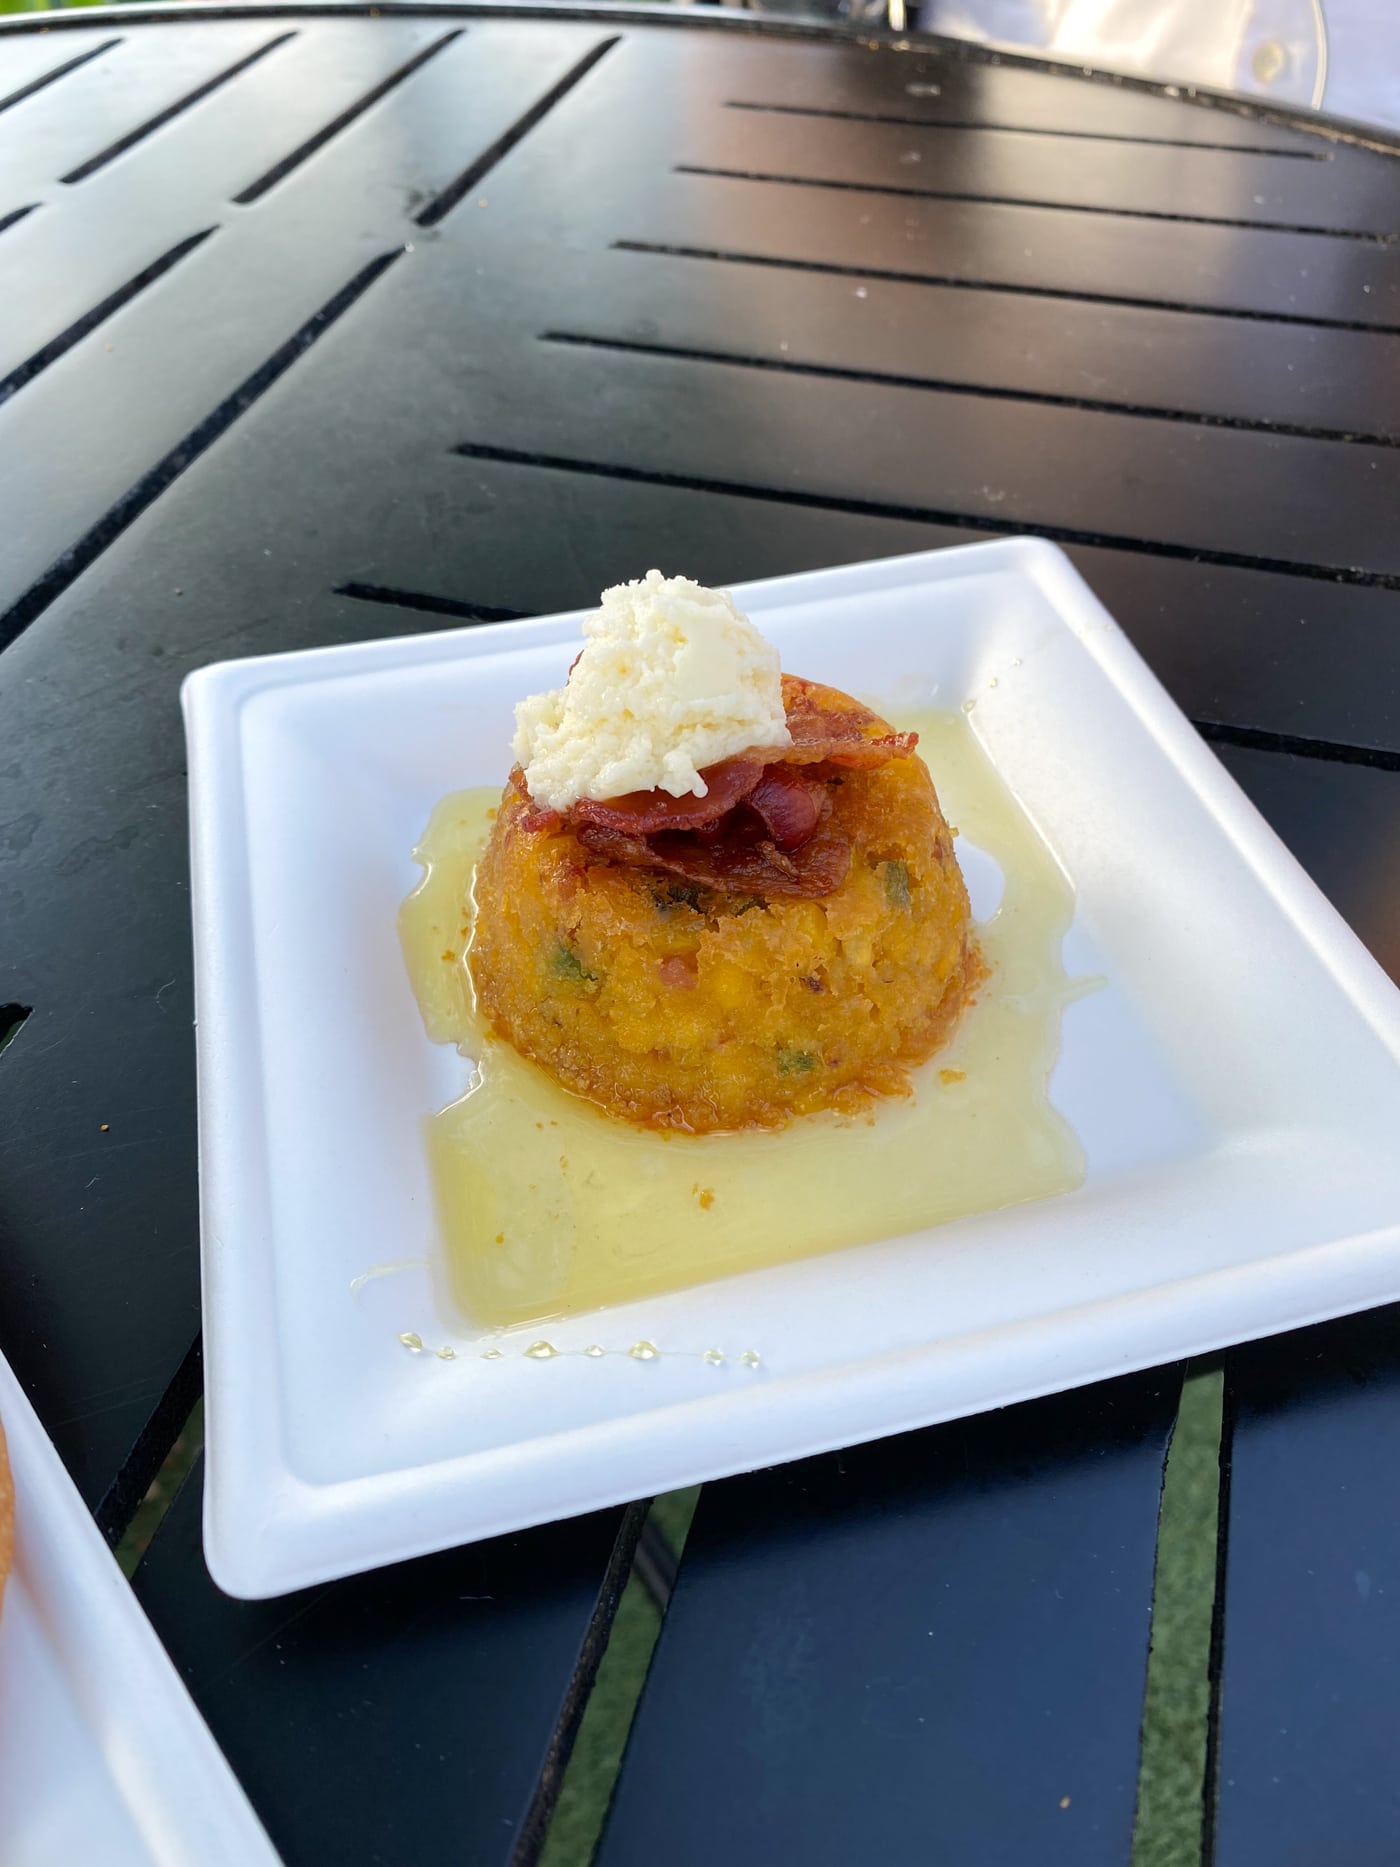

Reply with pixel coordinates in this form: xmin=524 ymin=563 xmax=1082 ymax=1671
xmin=471 ymin=571 xmax=979 ymax=1132
xmin=400 ymin=572 xmax=1084 ymax=1329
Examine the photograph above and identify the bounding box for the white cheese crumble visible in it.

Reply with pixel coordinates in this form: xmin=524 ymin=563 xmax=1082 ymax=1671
xmin=512 ymin=570 xmax=791 ymax=810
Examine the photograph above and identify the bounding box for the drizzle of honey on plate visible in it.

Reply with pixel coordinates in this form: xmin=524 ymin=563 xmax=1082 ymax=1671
xmin=399 ymin=709 xmax=1086 ymax=1330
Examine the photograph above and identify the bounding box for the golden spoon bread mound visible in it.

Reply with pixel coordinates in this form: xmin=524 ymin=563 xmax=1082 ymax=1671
xmin=471 ymin=674 xmax=977 ymax=1132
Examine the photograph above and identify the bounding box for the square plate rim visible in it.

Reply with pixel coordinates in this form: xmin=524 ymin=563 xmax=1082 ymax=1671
xmin=184 ymin=537 xmax=1400 ymax=1597
xmin=0 ymin=1351 xmax=281 ymax=1861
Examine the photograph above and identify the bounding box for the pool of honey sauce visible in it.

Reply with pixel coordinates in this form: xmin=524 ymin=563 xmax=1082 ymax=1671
xmin=399 ymin=708 xmax=1087 ymax=1329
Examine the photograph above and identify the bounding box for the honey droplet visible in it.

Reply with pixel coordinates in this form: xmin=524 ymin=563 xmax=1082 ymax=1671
xmin=481 ymin=1347 xmax=505 ymax=1360
xmin=703 ymin=1348 xmax=725 ymax=1366
xmin=351 ymin=1257 xmax=429 ymax=1297
xmin=525 ymin=1339 xmax=559 ymax=1359
xmin=584 ymin=1344 xmax=606 ymax=1358
xmin=435 ymin=1345 xmax=457 ymax=1361
xmin=629 ymin=1340 xmax=660 ymax=1361
xmin=398 ymin=1331 xmax=424 ymax=1353
xmin=987 ymin=676 xmax=999 ymax=689
xmin=961 ymin=697 xmax=976 ymax=714
xmin=739 ymin=1349 xmax=762 ymax=1368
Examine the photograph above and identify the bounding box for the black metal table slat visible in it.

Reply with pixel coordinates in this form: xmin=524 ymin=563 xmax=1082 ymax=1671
xmin=718 ymin=41 xmax=1333 ymax=152
xmin=533 ymin=39 xmax=1400 ymax=334
xmin=400 ymin=38 xmax=1400 ymax=568
xmin=1207 ymin=744 xmax=1400 ymax=982
xmin=2 ymin=20 xmax=616 ymax=614
xmin=0 ymin=26 xmax=118 ymax=117
xmin=597 ymin=1372 xmax=1179 ymax=1867
xmin=1210 ymin=1309 xmax=1400 ymax=1866
xmin=13 ymin=237 xmax=1400 ymax=690
xmin=441 ymin=325 xmax=1400 ymax=577
xmin=350 ymin=461 xmax=1400 ymax=762
xmin=5 ymin=25 xmax=1396 ymax=608
xmin=613 ymin=182 xmax=1400 ymax=333
xmin=541 ymin=246 xmax=1400 ymax=446
xmin=0 ymin=18 xmax=437 ymax=395
xmin=691 ymin=109 xmax=1400 ymax=237
xmin=134 ymin=1465 xmax=639 ymax=1867
xmin=2 ymin=20 xmax=1400 ymax=642
xmin=0 ymin=15 xmax=443 ymax=377
xmin=1054 ymin=555 xmax=1400 ymax=761
xmin=0 ymin=21 xmax=285 ymax=207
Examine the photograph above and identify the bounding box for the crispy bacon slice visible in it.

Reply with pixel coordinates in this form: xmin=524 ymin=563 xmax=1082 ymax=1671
xmin=778 ymin=674 xmax=918 ymax=769
xmin=511 ymin=674 xmax=913 ymax=898
xmin=745 ymin=765 xmax=827 ymax=852
xmin=578 ymin=820 xmax=852 ymax=898
xmin=571 ymin=754 xmax=766 ymax=836
xmin=509 ymin=765 xmax=560 ymax=835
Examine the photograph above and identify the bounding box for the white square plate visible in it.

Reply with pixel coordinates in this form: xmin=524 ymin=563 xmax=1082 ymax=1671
xmin=184 ymin=540 xmax=1400 ymax=1599
xmin=0 ymin=1353 xmax=280 ymax=1863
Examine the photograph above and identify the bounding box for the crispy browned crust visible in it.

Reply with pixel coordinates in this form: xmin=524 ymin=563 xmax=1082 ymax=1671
xmin=471 ymin=684 xmax=975 ymax=1133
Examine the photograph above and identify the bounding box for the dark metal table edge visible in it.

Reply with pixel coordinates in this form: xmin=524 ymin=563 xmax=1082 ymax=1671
xmin=3 ymin=0 xmax=1398 ymax=160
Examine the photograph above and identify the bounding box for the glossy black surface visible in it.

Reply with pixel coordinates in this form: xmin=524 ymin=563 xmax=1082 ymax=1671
xmin=2 ymin=14 xmax=1399 ymax=1864
xmin=1214 ymin=1310 xmax=1400 ymax=1867
xmin=599 ymin=1373 xmax=1179 ymax=1867
xmin=134 ymin=1464 xmax=637 ymax=1867
xmin=1211 ymin=744 xmax=1400 ymax=984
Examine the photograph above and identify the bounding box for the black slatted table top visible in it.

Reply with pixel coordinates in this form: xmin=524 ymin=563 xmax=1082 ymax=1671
xmin=2 ymin=11 xmax=1399 ymax=1864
